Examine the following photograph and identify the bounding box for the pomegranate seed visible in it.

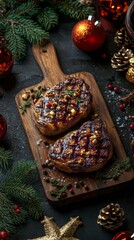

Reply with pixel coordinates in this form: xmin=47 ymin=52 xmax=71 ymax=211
xmin=108 ymin=84 xmax=113 ymax=90
xmin=130 ymin=123 xmax=134 ymax=130
xmin=119 ymin=104 xmax=125 ymax=110
xmin=113 ymin=86 xmax=119 ymax=92
xmin=69 ymin=188 xmax=74 ymax=194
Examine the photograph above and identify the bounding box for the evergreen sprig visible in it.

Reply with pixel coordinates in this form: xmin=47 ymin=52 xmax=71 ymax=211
xmin=0 ymin=148 xmax=44 ymax=238
xmin=55 ymin=0 xmax=94 ymax=20
xmin=97 ymin=157 xmax=132 ymax=180
xmin=0 ymin=147 xmax=12 ymax=169
xmin=0 ymin=0 xmax=93 ymax=60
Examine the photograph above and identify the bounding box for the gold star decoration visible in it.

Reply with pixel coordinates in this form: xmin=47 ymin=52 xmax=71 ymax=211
xmin=28 ymin=216 xmax=82 ymax=240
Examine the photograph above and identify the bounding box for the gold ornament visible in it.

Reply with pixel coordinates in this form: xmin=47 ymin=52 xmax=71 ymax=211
xmin=28 ymin=216 xmax=82 ymax=240
xmin=126 ymin=57 xmax=134 ymax=83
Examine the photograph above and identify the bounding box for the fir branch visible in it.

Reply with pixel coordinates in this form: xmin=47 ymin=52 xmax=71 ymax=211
xmin=37 ymin=7 xmax=58 ymax=31
xmin=0 ymin=192 xmax=27 ymax=232
xmin=2 ymin=161 xmax=38 ymax=183
xmin=56 ymin=0 xmax=94 ymax=20
xmin=5 ymin=28 xmax=26 ymax=59
xmin=0 ymin=161 xmax=43 ymax=220
xmin=3 ymin=0 xmax=19 ymax=9
xmin=1 ymin=183 xmax=43 ymax=220
xmin=6 ymin=14 xmax=49 ymax=44
xmin=7 ymin=1 xmax=39 ymax=17
xmin=0 ymin=147 xmax=12 ymax=169
xmin=97 ymin=157 xmax=132 ymax=180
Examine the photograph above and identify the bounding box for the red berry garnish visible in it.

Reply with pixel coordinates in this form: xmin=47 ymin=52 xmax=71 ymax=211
xmin=131 ymin=116 xmax=134 ymax=121
xmin=119 ymin=103 xmax=125 ymax=110
xmin=13 ymin=204 xmax=19 ymax=210
xmin=0 ymin=231 xmax=9 ymax=239
xmin=108 ymin=84 xmax=113 ymax=90
xmin=69 ymin=188 xmax=74 ymax=194
xmin=113 ymin=86 xmax=119 ymax=92
xmin=46 ymin=102 xmax=52 ymax=108
xmin=15 ymin=208 xmax=21 ymax=213
xmin=130 ymin=123 xmax=134 ymax=130
xmin=101 ymin=53 xmax=107 ymax=59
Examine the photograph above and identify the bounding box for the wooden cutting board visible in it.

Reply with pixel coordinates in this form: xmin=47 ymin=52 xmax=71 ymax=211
xmin=15 ymin=43 xmax=134 ymax=205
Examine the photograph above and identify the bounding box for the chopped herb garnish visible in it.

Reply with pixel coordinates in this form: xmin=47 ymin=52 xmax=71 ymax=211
xmin=20 ymin=99 xmax=31 ymax=114
xmin=50 ymin=178 xmax=67 ymax=199
xmin=77 ymin=98 xmax=84 ymax=103
xmin=67 ymin=90 xmax=74 ymax=96
xmin=96 ymin=157 xmax=131 ymax=180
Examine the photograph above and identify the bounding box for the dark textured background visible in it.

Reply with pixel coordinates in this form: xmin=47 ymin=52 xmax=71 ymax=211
xmin=0 ymin=16 xmax=134 ymax=240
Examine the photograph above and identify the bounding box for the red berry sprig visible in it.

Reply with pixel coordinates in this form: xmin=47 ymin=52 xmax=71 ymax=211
xmin=13 ymin=204 xmax=21 ymax=213
xmin=130 ymin=123 xmax=134 ymax=130
xmin=108 ymin=84 xmax=120 ymax=93
xmin=0 ymin=231 xmax=9 ymax=240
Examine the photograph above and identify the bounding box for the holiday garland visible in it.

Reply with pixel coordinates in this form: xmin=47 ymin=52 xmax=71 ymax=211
xmin=0 ymin=0 xmax=94 ymax=60
xmin=0 ymin=147 xmax=44 ymax=240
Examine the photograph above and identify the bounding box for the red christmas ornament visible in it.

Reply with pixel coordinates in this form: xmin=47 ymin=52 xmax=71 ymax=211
xmin=0 ymin=115 xmax=7 ymax=140
xmin=112 ymin=231 xmax=134 ymax=240
xmin=0 ymin=46 xmax=14 ymax=79
xmin=98 ymin=0 xmax=132 ymax=21
xmin=0 ymin=231 xmax=9 ymax=239
xmin=72 ymin=16 xmax=106 ymax=52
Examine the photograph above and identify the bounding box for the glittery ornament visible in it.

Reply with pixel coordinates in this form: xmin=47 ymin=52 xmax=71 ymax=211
xmin=72 ymin=15 xmax=106 ymax=52
xmin=0 ymin=114 xmax=7 ymax=140
xmin=0 ymin=46 xmax=14 ymax=79
xmin=112 ymin=231 xmax=134 ymax=240
xmin=28 ymin=216 xmax=82 ymax=240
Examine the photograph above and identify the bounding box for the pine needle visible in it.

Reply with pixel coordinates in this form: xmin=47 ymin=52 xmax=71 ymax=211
xmin=0 ymin=147 xmax=12 ymax=169
xmin=37 ymin=7 xmax=58 ymax=31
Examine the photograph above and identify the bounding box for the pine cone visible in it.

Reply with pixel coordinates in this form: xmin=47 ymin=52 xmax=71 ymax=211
xmin=111 ymin=46 xmax=134 ymax=71
xmin=97 ymin=203 xmax=125 ymax=230
xmin=114 ymin=27 xmax=134 ymax=48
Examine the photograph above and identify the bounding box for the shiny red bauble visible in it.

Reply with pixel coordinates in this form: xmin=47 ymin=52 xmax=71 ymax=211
xmin=72 ymin=17 xmax=106 ymax=52
xmin=0 ymin=115 xmax=7 ymax=140
xmin=112 ymin=231 xmax=134 ymax=240
xmin=0 ymin=46 xmax=14 ymax=79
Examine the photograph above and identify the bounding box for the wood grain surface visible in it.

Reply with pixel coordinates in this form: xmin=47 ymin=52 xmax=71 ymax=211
xmin=15 ymin=43 xmax=134 ymax=205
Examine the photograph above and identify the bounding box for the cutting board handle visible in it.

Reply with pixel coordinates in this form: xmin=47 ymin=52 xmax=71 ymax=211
xmin=32 ymin=43 xmax=65 ymax=85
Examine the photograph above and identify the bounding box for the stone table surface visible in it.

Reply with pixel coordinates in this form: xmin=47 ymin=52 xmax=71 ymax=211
xmin=0 ymin=17 xmax=134 ymax=240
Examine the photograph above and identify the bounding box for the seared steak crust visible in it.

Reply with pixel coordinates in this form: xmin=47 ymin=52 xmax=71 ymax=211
xmin=34 ymin=78 xmax=92 ymax=135
xmin=49 ymin=118 xmax=113 ymax=173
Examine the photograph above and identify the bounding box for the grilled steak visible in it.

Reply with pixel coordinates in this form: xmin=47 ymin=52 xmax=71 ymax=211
xmin=34 ymin=78 xmax=92 ymax=135
xmin=49 ymin=118 xmax=113 ymax=173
